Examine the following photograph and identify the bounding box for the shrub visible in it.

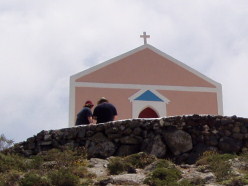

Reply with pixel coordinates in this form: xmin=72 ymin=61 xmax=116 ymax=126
xmin=223 ymin=177 xmax=248 ymax=186
xmin=124 ymin=152 xmax=157 ymax=169
xmin=196 ymin=151 xmax=236 ymax=181
xmin=144 ymin=167 xmax=182 ymax=186
xmin=107 ymin=157 xmax=132 ymax=175
xmin=27 ymin=156 xmax=44 ymax=169
xmin=47 ymin=168 xmax=80 ymax=186
xmin=0 ymin=153 xmax=26 ymax=172
xmin=19 ymin=172 xmax=50 ymax=186
xmin=0 ymin=170 xmax=22 ymax=186
xmin=155 ymin=159 xmax=173 ymax=169
xmin=37 ymin=147 xmax=87 ymax=169
xmin=72 ymin=166 xmax=95 ymax=179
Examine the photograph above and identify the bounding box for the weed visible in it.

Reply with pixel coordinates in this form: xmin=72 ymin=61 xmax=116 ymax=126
xmin=47 ymin=168 xmax=80 ymax=186
xmin=19 ymin=172 xmax=50 ymax=186
xmin=222 ymin=177 xmax=248 ymax=186
xmin=0 ymin=153 xmax=27 ymax=172
xmin=107 ymin=157 xmax=132 ymax=175
xmin=124 ymin=152 xmax=157 ymax=169
xmin=37 ymin=147 xmax=87 ymax=169
xmin=144 ymin=159 xmax=182 ymax=186
xmin=196 ymin=151 xmax=236 ymax=181
xmin=0 ymin=170 xmax=22 ymax=186
xmin=72 ymin=165 xmax=96 ymax=178
xmin=144 ymin=167 xmax=182 ymax=186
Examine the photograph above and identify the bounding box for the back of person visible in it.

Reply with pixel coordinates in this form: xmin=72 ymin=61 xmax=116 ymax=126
xmin=75 ymin=107 xmax=92 ymax=125
xmin=75 ymin=100 xmax=94 ymax=125
xmin=93 ymin=98 xmax=117 ymax=124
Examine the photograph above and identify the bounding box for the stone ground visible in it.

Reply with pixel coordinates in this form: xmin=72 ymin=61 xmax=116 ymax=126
xmin=86 ymin=158 xmax=240 ymax=186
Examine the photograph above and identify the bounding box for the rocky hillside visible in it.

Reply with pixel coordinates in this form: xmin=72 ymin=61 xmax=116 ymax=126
xmin=1 ymin=147 xmax=248 ymax=186
xmin=2 ymin=115 xmax=248 ymax=185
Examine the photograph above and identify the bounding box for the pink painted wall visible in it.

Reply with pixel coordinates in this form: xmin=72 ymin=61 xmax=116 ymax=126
xmin=158 ymin=90 xmax=218 ymax=116
xmin=74 ymin=87 xmax=218 ymax=123
xmin=76 ymin=49 xmax=216 ymax=88
xmin=75 ymin=87 xmax=137 ymax=121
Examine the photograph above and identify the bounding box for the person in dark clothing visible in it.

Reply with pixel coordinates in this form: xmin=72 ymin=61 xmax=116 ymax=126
xmin=75 ymin=100 xmax=94 ymax=125
xmin=93 ymin=97 xmax=117 ymax=124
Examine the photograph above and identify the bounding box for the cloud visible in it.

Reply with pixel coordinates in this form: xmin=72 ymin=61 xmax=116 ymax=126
xmin=0 ymin=0 xmax=248 ymax=142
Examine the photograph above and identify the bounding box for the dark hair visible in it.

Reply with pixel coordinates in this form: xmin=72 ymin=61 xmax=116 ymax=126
xmin=97 ymin=97 xmax=108 ymax=105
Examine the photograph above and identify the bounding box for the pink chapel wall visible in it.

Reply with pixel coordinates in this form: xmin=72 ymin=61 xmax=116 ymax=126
xmin=75 ymin=87 xmax=136 ymax=120
xmin=76 ymin=49 xmax=216 ymax=88
xmin=158 ymin=90 xmax=218 ymax=116
xmin=75 ymin=87 xmax=219 ymax=122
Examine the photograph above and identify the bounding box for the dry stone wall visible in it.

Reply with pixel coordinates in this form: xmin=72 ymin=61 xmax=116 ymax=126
xmin=9 ymin=115 xmax=248 ymax=164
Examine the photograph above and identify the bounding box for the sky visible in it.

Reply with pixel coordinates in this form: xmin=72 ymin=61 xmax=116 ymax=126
xmin=1 ymin=0 xmax=248 ymax=143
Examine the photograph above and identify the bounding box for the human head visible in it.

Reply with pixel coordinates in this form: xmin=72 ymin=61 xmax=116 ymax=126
xmin=97 ymin=97 xmax=108 ymax=105
xmin=84 ymin=100 xmax=94 ymax=108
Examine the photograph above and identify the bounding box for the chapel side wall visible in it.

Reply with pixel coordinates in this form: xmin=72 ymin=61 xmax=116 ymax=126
xmin=75 ymin=87 xmax=137 ymax=122
xmin=158 ymin=90 xmax=219 ymax=116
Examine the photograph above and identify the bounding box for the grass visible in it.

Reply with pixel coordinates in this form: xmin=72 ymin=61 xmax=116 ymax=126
xmin=196 ymin=151 xmax=237 ymax=182
xmin=107 ymin=152 xmax=156 ymax=175
xmin=143 ymin=159 xmax=184 ymax=186
xmin=1 ymin=147 xmax=248 ymax=186
xmin=0 ymin=147 xmax=93 ymax=186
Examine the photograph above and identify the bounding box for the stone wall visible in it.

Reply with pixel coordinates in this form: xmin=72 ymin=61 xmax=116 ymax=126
xmin=9 ymin=115 xmax=248 ymax=164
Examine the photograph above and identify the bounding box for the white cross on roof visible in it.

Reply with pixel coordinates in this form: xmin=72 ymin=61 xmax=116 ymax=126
xmin=140 ymin=32 xmax=150 ymax=45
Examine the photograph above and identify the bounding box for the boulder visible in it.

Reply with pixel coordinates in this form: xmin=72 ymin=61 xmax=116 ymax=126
xmin=86 ymin=132 xmax=116 ymax=158
xmin=141 ymin=135 xmax=166 ymax=158
xmin=162 ymin=129 xmax=193 ymax=155
xmin=116 ymin=145 xmax=140 ymax=156
xmin=218 ymin=136 xmax=242 ymax=153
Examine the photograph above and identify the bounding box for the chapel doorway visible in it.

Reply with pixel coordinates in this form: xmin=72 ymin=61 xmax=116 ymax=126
xmin=138 ymin=107 xmax=159 ymax=118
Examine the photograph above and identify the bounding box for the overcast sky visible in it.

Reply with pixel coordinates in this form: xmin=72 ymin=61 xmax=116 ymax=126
xmin=1 ymin=0 xmax=248 ymax=143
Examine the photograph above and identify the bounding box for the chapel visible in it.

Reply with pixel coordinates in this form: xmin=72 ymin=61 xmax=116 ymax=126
xmin=69 ymin=32 xmax=223 ymax=126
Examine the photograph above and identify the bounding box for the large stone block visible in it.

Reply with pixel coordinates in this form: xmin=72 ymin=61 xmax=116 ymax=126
xmin=162 ymin=129 xmax=192 ymax=155
xmin=116 ymin=145 xmax=140 ymax=156
xmin=86 ymin=132 xmax=116 ymax=158
xmin=218 ymin=136 xmax=242 ymax=153
xmin=141 ymin=135 xmax=166 ymax=158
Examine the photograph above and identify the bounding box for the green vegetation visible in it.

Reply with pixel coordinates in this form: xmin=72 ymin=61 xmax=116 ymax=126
xmin=196 ymin=151 xmax=237 ymax=182
xmin=107 ymin=152 xmax=156 ymax=175
xmin=144 ymin=159 xmax=183 ymax=186
xmin=2 ymin=143 xmax=248 ymax=186
xmin=0 ymin=147 xmax=94 ymax=186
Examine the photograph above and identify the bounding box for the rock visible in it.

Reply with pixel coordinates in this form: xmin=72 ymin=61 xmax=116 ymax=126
xmin=87 ymin=158 xmax=109 ymax=177
xmin=162 ymin=129 xmax=193 ymax=155
xmin=77 ymin=127 xmax=86 ymax=138
xmin=86 ymin=133 xmax=116 ymax=158
xmin=205 ymin=135 xmax=219 ymax=146
xmin=44 ymin=134 xmax=52 ymax=141
xmin=218 ymin=136 xmax=242 ymax=153
xmin=116 ymin=145 xmax=140 ymax=156
xmin=110 ymin=173 xmax=146 ymax=185
xmin=141 ymin=135 xmax=166 ymax=158
xmin=232 ymin=126 xmax=240 ymax=133
xmin=232 ymin=133 xmax=243 ymax=140
xmin=133 ymin=127 xmax=142 ymax=136
xmin=120 ymin=136 xmax=141 ymax=145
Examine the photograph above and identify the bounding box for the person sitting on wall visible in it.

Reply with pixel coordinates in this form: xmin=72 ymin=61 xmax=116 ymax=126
xmin=75 ymin=100 xmax=94 ymax=125
xmin=93 ymin=97 xmax=117 ymax=124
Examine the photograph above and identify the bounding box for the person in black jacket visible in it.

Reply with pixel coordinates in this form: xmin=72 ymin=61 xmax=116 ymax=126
xmin=93 ymin=97 xmax=117 ymax=124
xmin=75 ymin=100 xmax=94 ymax=125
